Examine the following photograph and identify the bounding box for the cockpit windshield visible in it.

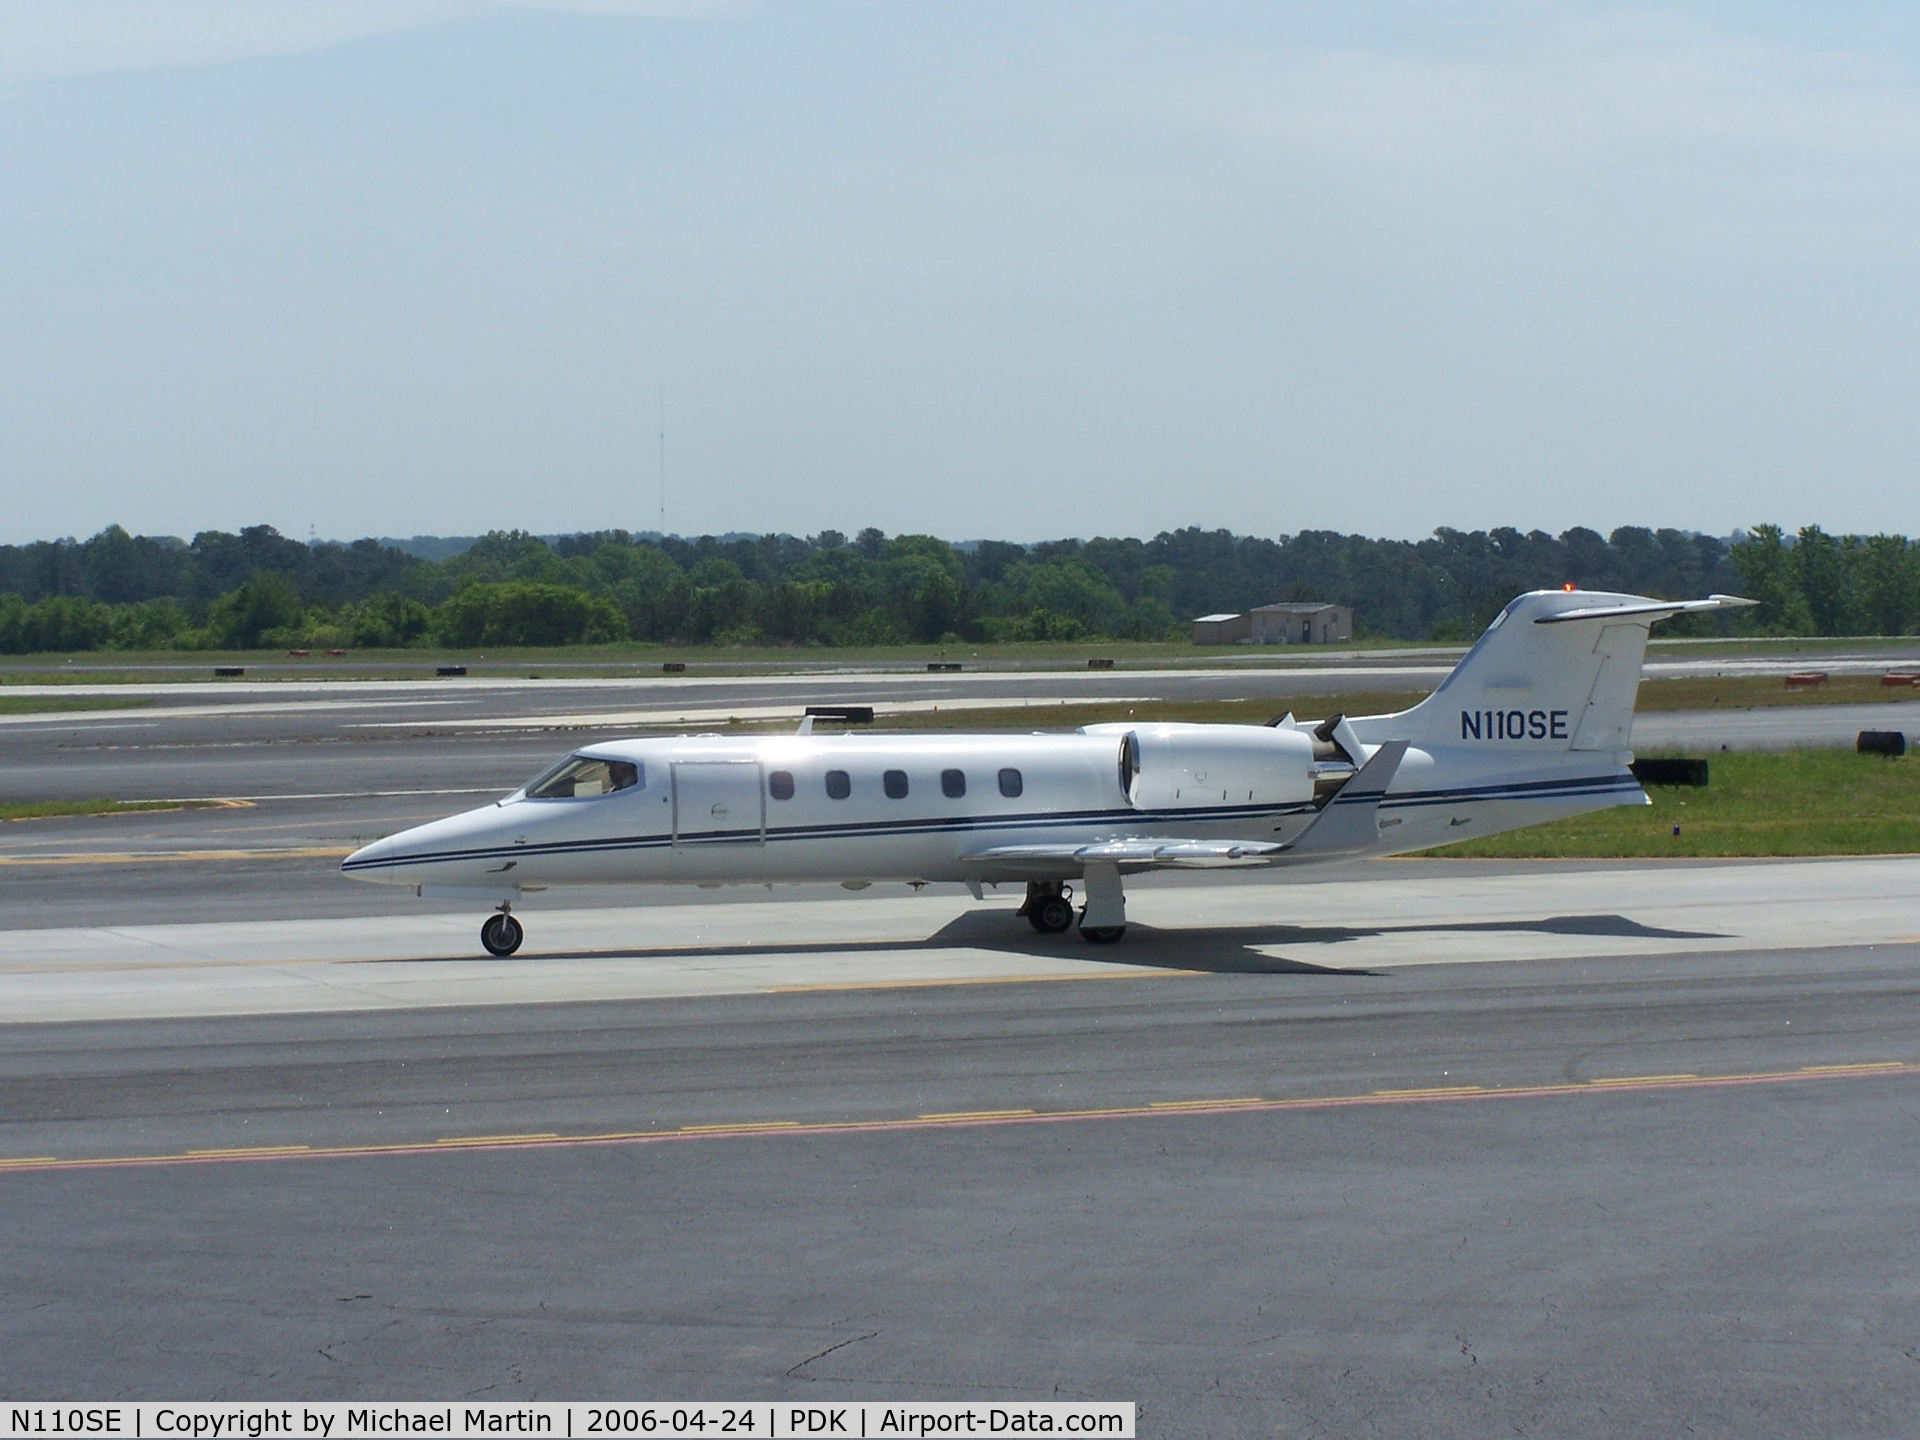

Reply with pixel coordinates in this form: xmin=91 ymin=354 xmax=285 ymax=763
xmin=523 ymin=754 xmax=643 ymax=799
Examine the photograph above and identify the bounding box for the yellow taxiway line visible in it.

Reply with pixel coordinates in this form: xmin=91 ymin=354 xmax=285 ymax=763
xmin=0 ymin=1060 xmax=1912 ymax=1177
xmin=1589 ymin=1073 xmax=1700 ymax=1085
xmin=0 ymin=846 xmax=351 ymax=866
xmin=918 ymin=1108 xmax=1036 ymax=1121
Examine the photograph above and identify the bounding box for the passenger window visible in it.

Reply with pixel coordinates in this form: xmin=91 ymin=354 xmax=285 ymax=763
xmin=769 ymin=770 xmax=795 ymax=801
xmin=941 ymin=768 xmax=966 ymax=799
xmin=526 ymin=755 xmax=642 ymax=799
xmin=825 ymin=770 xmax=851 ymax=800
xmin=998 ymin=767 xmax=1023 ymax=798
xmin=884 ymin=769 xmax=909 ymax=799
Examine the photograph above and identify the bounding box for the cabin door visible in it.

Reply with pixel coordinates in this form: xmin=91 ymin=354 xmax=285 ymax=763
xmin=671 ymin=761 xmax=766 ymax=846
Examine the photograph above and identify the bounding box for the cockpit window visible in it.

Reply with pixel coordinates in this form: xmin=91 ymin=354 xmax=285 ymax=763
xmin=525 ymin=755 xmax=642 ymax=799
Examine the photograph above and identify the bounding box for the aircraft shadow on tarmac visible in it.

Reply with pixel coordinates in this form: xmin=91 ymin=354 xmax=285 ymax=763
xmin=444 ymin=907 xmax=1728 ymax=980
xmin=1040 ymin=911 xmax=1731 ymax=977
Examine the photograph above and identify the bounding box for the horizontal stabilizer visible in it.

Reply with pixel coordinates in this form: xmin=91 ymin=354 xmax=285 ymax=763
xmin=1533 ymin=594 xmax=1758 ymax=625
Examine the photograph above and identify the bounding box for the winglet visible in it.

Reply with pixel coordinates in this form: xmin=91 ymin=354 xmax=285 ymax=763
xmin=1280 ymin=739 xmax=1408 ymax=857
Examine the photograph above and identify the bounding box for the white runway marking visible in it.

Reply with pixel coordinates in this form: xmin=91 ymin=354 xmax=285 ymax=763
xmin=0 ymin=699 xmax=471 ymax=726
xmin=346 ymin=696 xmax=1159 ymax=731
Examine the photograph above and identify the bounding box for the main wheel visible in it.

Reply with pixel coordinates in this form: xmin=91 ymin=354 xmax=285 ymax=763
xmin=1028 ymin=894 xmax=1075 ymax=934
xmin=480 ymin=912 xmax=524 ymax=956
xmin=1080 ymin=924 xmax=1126 ymax=944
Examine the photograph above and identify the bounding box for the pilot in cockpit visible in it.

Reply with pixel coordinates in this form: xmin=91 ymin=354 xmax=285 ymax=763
xmin=525 ymin=755 xmax=642 ymax=799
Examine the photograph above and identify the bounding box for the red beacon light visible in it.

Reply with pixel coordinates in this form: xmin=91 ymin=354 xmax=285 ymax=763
xmin=1562 ymin=582 xmax=1576 ymax=591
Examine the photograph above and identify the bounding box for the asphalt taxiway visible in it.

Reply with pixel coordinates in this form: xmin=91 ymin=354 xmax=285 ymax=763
xmin=3 ymin=855 xmax=1920 ymax=1433
xmin=3 ymin=926 xmax=1917 ymax=1436
xmin=4 ymin=674 xmax=1919 ymax=1430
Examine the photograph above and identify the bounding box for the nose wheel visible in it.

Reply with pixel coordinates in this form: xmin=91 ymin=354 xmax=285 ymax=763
xmin=480 ymin=910 xmax=524 ymax=956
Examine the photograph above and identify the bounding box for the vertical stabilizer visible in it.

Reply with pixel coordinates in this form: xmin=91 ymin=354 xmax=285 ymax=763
xmin=1350 ymin=591 xmax=1756 ymax=753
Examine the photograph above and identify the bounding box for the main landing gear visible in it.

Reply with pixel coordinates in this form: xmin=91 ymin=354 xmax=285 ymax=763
xmin=1021 ymin=882 xmax=1076 ymax=934
xmin=480 ymin=904 xmax=524 ymax=957
xmin=1019 ymin=869 xmax=1128 ymax=944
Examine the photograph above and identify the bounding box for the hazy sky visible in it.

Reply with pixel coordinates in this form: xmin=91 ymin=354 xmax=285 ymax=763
xmin=3 ymin=1 xmax=1917 ymax=546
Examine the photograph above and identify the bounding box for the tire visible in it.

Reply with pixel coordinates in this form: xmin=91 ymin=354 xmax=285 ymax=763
xmin=480 ymin=913 xmax=524 ymax=957
xmin=1030 ymin=895 xmax=1075 ymax=934
xmin=1080 ymin=925 xmax=1126 ymax=944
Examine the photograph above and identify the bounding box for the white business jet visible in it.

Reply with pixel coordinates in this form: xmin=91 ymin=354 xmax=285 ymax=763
xmin=343 ymin=588 xmax=1753 ymax=955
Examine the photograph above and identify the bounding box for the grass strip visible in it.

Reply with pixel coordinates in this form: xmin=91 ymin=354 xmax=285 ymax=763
xmin=1428 ymin=749 xmax=1920 ymax=859
xmin=0 ymin=695 xmax=154 ymax=715
xmin=887 ymin=680 xmax=1919 ymax=729
xmin=1635 ymin=675 xmax=1920 ymax=710
xmin=0 ymin=798 xmax=224 ymax=822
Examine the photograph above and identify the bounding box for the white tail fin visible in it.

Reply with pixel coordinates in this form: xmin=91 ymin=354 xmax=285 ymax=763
xmin=1354 ymin=590 xmax=1757 ymax=754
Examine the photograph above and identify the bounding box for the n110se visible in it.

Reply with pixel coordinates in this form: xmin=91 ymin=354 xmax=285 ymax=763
xmin=343 ymin=588 xmax=1752 ymax=955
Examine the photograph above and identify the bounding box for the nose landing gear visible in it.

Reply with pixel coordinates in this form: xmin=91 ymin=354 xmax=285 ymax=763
xmin=480 ymin=905 xmax=524 ymax=957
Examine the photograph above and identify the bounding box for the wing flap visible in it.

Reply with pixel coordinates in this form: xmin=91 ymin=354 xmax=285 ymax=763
xmin=963 ymin=838 xmax=1285 ymax=870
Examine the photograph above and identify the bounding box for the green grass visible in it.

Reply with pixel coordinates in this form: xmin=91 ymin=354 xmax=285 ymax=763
xmin=0 ymin=797 xmax=223 ymax=822
xmin=0 ymin=695 xmax=155 ymax=715
xmin=3 ymin=633 xmax=1918 ymax=685
xmin=1647 ymin=634 xmax=1920 ymax=659
xmin=1428 ymin=750 xmax=1920 ymax=858
xmin=894 ymin=680 xmax=1919 ymax=730
xmin=1635 ymin=674 xmax=1920 ymax=710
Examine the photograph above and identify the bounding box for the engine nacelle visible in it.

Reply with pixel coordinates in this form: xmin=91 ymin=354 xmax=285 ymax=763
xmin=1081 ymin=723 xmax=1322 ymax=810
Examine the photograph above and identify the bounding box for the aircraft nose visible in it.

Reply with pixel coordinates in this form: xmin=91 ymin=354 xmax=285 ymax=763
xmin=341 ymin=833 xmax=397 ymax=879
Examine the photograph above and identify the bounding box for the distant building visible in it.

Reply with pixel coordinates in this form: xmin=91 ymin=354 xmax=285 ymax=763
xmin=1250 ymin=602 xmax=1352 ymax=645
xmin=1192 ymin=602 xmax=1353 ymax=645
xmin=1191 ymin=612 xmax=1252 ymax=645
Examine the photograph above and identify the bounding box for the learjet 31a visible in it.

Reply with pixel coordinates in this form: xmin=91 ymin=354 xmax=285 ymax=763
xmin=342 ymin=588 xmax=1754 ymax=955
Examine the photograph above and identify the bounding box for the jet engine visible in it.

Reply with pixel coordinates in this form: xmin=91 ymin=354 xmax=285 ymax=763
xmin=1081 ymin=722 xmax=1329 ymax=810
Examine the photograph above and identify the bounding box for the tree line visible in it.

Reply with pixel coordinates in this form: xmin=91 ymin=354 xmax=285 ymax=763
xmin=0 ymin=521 xmax=1913 ymax=654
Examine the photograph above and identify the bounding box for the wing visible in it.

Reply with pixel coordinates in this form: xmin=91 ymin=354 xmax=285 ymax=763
xmin=963 ymin=740 xmax=1411 ymax=877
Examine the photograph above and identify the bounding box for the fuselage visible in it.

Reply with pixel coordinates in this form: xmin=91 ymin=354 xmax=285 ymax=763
xmin=340 ymin=722 xmax=1639 ymax=900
